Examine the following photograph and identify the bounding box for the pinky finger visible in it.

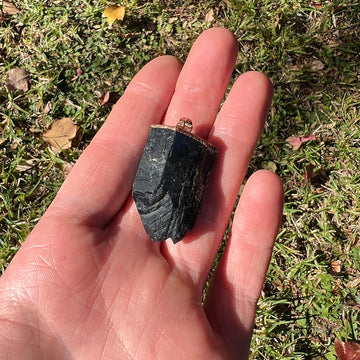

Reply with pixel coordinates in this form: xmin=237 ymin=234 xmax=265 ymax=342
xmin=204 ymin=170 xmax=284 ymax=359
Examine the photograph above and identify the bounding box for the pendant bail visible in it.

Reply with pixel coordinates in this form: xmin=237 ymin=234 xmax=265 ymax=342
xmin=176 ymin=118 xmax=193 ymax=133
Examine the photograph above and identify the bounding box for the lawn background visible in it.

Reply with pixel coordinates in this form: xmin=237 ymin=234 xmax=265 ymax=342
xmin=1 ymin=0 xmax=359 ymax=358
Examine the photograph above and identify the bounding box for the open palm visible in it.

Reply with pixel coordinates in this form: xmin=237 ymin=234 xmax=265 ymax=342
xmin=0 ymin=28 xmax=283 ymax=360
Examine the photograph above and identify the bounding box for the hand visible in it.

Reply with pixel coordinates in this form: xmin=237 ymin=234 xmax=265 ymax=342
xmin=0 ymin=28 xmax=283 ymax=360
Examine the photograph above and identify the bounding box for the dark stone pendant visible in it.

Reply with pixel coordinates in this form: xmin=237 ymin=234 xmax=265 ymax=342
xmin=132 ymin=119 xmax=217 ymax=244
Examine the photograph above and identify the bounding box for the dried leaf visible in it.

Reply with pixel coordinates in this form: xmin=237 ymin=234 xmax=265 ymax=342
xmin=303 ymin=164 xmax=328 ymax=186
xmin=330 ymin=260 xmax=342 ymax=275
xmin=99 ymin=92 xmax=118 ymax=107
xmin=42 ymin=118 xmax=81 ymax=152
xmin=99 ymin=91 xmax=110 ymax=106
xmin=335 ymin=339 xmax=360 ymax=360
xmin=103 ymin=5 xmax=125 ymax=25
xmin=310 ymin=59 xmax=325 ymax=71
xmin=43 ymin=101 xmax=52 ymax=114
xmin=262 ymin=161 xmax=277 ymax=173
xmin=286 ymin=136 xmax=302 ymax=150
xmin=286 ymin=134 xmax=316 ymax=150
xmin=301 ymin=134 xmax=316 ymax=142
xmin=6 ymin=68 xmax=30 ymax=92
xmin=3 ymin=1 xmax=20 ymax=15
xmin=205 ymin=9 xmax=215 ymax=23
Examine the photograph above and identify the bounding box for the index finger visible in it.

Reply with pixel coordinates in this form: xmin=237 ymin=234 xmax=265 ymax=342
xmin=46 ymin=56 xmax=182 ymax=228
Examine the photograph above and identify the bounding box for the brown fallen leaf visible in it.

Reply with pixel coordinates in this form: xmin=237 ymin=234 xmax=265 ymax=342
xmin=310 ymin=59 xmax=325 ymax=71
xmin=42 ymin=118 xmax=81 ymax=152
xmin=286 ymin=134 xmax=316 ymax=150
xmin=335 ymin=339 xmax=360 ymax=360
xmin=99 ymin=91 xmax=110 ymax=106
xmin=98 ymin=92 xmax=119 ymax=107
xmin=205 ymin=9 xmax=215 ymax=23
xmin=2 ymin=1 xmax=20 ymax=16
xmin=262 ymin=161 xmax=277 ymax=173
xmin=103 ymin=5 xmax=125 ymax=25
xmin=286 ymin=136 xmax=302 ymax=150
xmin=330 ymin=260 xmax=342 ymax=275
xmin=43 ymin=101 xmax=52 ymax=114
xmin=6 ymin=68 xmax=30 ymax=92
xmin=303 ymin=164 xmax=328 ymax=187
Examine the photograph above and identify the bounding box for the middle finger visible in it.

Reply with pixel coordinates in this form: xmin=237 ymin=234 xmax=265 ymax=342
xmin=116 ymin=28 xmax=238 ymax=268
xmin=163 ymin=28 xmax=239 ymax=136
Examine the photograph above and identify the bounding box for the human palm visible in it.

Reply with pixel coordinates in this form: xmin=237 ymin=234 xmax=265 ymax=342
xmin=0 ymin=28 xmax=283 ymax=359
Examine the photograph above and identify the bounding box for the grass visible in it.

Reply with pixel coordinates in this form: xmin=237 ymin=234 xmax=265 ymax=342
xmin=1 ymin=0 xmax=360 ymax=358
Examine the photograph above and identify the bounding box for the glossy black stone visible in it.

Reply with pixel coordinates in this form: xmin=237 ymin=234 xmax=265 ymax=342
xmin=132 ymin=125 xmax=217 ymax=244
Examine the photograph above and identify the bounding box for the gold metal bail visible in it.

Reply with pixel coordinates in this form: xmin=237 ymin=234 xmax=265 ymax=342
xmin=176 ymin=118 xmax=193 ymax=133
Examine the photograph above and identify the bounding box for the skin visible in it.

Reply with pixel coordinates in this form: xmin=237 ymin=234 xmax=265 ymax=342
xmin=0 ymin=28 xmax=284 ymax=359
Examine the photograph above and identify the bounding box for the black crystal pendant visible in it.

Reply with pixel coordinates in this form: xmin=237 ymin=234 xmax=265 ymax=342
xmin=132 ymin=119 xmax=217 ymax=244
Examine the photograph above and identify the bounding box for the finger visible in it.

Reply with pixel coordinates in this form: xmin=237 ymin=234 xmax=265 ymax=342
xmin=163 ymin=27 xmax=239 ymax=137
xmin=47 ymin=56 xmax=182 ymax=228
xmin=204 ymin=170 xmax=284 ymax=358
xmin=163 ymin=71 xmax=274 ymax=288
xmin=158 ymin=27 xmax=239 ymax=277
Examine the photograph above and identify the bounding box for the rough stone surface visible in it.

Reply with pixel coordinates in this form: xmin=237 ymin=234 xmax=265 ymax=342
xmin=132 ymin=125 xmax=217 ymax=244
